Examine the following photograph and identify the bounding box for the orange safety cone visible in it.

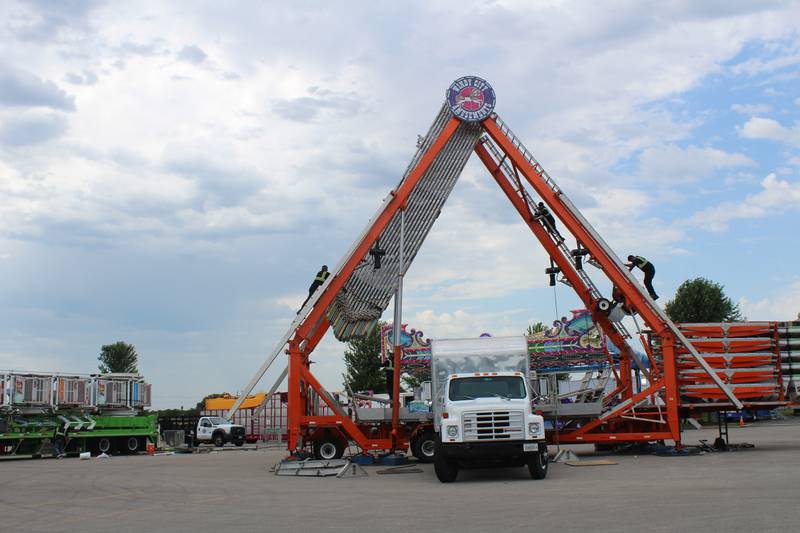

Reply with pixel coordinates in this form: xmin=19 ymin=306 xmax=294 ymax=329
xmin=739 ymin=414 xmax=745 ymax=428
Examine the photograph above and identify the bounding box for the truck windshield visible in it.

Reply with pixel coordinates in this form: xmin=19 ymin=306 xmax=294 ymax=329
xmin=448 ymin=376 xmax=526 ymax=401
xmin=208 ymin=417 xmax=229 ymax=425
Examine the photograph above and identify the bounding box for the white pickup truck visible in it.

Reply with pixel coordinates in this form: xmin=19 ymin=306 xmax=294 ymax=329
xmin=431 ymin=336 xmax=548 ymax=483
xmin=195 ymin=416 xmax=246 ymax=447
xmin=159 ymin=415 xmax=246 ymax=447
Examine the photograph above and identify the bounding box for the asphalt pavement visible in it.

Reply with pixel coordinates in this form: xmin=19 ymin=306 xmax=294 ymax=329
xmin=1 ymin=420 xmax=798 ymax=533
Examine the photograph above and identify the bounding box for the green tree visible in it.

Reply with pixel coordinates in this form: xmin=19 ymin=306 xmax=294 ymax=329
xmin=98 ymin=341 xmax=139 ymax=374
xmin=526 ymin=321 xmax=547 ymax=336
xmin=401 ymin=370 xmax=427 ymax=391
xmin=195 ymin=393 xmax=228 ymax=411
xmin=665 ymin=278 xmax=744 ymax=323
xmin=342 ymin=322 xmax=388 ymax=394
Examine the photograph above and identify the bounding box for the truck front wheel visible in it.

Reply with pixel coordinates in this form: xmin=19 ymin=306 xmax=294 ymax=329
xmin=212 ymin=432 xmax=225 ymax=447
xmin=433 ymin=437 xmax=459 ymax=483
xmin=527 ymin=450 xmax=548 ymax=480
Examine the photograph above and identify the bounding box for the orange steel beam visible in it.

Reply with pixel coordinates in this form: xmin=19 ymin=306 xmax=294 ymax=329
xmin=557 ymin=432 xmax=673 ymax=443
xmin=299 ymin=366 xmax=375 ymax=450
xmin=476 ymin=135 xmax=683 ymax=445
xmin=286 ymin=116 xmax=461 ymax=453
xmin=474 ymin=139 xmax=639 ymax=397
xmin=482 ymin=116 xmax=671 ymax=338
xmin=660 ymin=335 xmax=681 ymax=443
xmin=295 ymin=117 xmax=461 ymax=341
xmin=477 ymin=124 xmax=688 ymax=445
xmin=287 ymin=339 xmax=302 ymax=449
xmin=567 ymin=378 xmax=666 ymax=438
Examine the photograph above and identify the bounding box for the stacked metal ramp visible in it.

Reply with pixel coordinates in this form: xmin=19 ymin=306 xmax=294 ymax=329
xmin=675 ymin=322 xmax=794 ymax=407
xmin=326 ymin=104 xmax=482 ymax=340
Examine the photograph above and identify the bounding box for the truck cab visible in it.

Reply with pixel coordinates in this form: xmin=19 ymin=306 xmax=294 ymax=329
xmin=431 ymin=337 xmax=547 ymax=483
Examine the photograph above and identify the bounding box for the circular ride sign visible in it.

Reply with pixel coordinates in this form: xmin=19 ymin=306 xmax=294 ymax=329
xmin=446 ymin=76 xmax=496 ymax=122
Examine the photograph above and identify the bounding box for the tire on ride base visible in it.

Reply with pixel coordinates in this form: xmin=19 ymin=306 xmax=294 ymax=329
xmin=433 ymin=436 xmax=459 ymax=483
xmin=313 ymin=435 xmax=346 ymax=460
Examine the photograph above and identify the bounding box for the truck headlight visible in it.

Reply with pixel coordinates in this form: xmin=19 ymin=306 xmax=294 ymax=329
xmin=528 ymin=422 xmax=541 ymax=435
xmin=447 ymin=425 xmax=459 ymax=437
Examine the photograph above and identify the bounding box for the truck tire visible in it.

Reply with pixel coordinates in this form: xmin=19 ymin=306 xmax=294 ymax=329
xmin=433 ymin=436 xmax=459 ymax=483
xmin=527 ymin=450 xmax=548 ymax=480
xmin=412 ymin=431 xmax=435 ymax=463
xmin=313 ymin=436 xmax=345 ymax=460
xmin=124 ymin=436 xmax=139 ymax=454
xmin=96 ymin=437 xmax=112 ymax=455
xmin=235 ymin=440 xmax=244 ymax=447
xmin=212 ymin=432 xmax=225 ymax=447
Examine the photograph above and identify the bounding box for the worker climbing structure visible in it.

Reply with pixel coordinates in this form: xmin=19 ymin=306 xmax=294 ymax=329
xmin=230 ymin=77 xmax=798 ymax=455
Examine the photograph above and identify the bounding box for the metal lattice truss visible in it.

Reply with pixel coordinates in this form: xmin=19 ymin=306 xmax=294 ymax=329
xmin=326 ymin=105 xmax=482 ymax=340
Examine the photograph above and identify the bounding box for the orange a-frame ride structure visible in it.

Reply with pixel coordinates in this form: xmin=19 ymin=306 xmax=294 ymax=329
xmin=229 ymin=77 xmax=794 ymax=456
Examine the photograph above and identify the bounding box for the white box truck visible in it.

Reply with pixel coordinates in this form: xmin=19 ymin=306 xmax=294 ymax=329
xmin=431 ymin=336 xmax=547 ymax=482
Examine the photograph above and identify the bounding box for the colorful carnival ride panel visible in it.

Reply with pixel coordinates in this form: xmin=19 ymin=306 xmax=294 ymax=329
xmin=379 ymin=309 xmax=613 ymax=377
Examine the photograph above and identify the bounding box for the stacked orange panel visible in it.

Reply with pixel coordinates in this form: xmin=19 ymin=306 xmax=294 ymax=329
xmin=676 ymin=322 xmax=784 ymax=406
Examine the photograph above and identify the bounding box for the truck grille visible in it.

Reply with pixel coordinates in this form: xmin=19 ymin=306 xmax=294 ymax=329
xmin=463 ymin=410 xmax=524 ymax=441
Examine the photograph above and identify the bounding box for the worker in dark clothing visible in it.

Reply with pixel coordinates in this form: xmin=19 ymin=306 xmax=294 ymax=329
xmin=626 ymin=255 xmax=658 ymax=300
xmin=299 ymin=265 xmax=330 ymax=312
xmin=536 ymin=202 xmax=565 ymax=243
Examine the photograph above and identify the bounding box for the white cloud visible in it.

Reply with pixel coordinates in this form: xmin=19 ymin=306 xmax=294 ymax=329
xmin=691 ymin=173 xmax=800 ymax=231
xmin=730 ymin=103 xmax=772 ymax=115
xmin=409 ymin=309 xmax=524 ymax=339
xmin=638 ymin=144 xmax=755 ymax=183
xmin=730 ymin=53 xmax=800 ymax=76
xmin=739 ymin=281 xmax=800 ymax=321
xmin=737 ymin=117 xmax=800 ymax=145
xmin=177 ymin=44 xmax=207 ymax=64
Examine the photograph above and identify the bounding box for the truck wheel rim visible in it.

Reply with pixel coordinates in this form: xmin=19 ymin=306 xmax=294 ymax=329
xmin=127 ymin=437 xmax=138 ymax=451
xmin=319 ymin=442 xmax=337 ymax=459
xmin=99 ymin=438 xmax=111 ymax=452
xmin=421 ymin=440 xmax=435 ymax=457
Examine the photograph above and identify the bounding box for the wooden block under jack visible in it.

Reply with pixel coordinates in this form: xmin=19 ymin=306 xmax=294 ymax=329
xmin=565 ymin=459 xmax=617 ymax=466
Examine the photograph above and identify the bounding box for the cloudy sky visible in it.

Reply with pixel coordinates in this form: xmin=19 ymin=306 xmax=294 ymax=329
xmin=1 ymin=1 xmax=799 ymax=408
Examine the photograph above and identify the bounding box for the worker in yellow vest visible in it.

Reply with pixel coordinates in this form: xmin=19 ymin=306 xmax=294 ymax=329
xmin=299 ymin=265 xmax=330 ymax=312
xmin=626 ymin=255 xmax=658 ymax=300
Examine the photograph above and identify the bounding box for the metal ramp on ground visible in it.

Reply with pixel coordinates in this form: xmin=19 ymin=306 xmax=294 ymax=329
xmin=273 ymin=459 xmax=368 ymax=478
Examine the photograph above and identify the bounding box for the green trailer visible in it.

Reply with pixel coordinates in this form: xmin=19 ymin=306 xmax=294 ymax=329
xmin=0 ymin=412 xmax=158 ymax=457
xmin=1 ymin=371 xmax=157 ymax=457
